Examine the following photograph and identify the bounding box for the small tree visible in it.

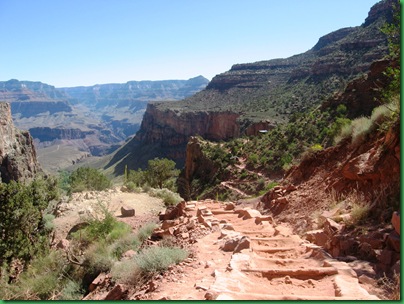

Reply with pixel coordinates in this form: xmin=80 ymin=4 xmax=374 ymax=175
xmin=146 ymin=158 xmax=179 ymax=189
xmin=0 ymin=178 xmax=58 ymax=265
xmin=68 ymin=167 xmax=111 ymax=193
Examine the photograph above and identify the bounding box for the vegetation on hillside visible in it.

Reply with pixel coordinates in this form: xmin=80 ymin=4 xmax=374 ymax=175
xmin=0 ymin=177 xmax=59 ymax=265
xmin=184 ymin=1 xmax=400 ymax=202
xmin=124 ymin=158 xmax=183 ymax=206
xmin=68 ymin=167 xmax=112 ymax=193
xmin=0 ymin=199 xmax=187 ymax=300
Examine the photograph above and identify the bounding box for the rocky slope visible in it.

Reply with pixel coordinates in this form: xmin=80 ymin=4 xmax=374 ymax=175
xmin=0 ymin=103 xmax=41 ymax=182
xmin=106 ymin=0 xmax=394 ymax=174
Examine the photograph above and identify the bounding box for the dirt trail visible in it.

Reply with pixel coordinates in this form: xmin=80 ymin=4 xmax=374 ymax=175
xmin=149 ymin=200 xmax=379 ymax=300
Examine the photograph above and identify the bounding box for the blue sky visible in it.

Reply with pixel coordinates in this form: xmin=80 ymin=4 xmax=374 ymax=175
xmin=0 ymin=0 xmax=379 ymax=87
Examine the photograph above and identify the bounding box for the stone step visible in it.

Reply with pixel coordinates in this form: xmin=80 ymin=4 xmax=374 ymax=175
xmin=247 ymin=256 xmax=324 ymax=268
xmin=241 ymin=267 xmax=339 ymax=279
xmin=211 ymin=210 xmax=236 ymax=215
xmin=250 ymin=235 xmax=303 ymax=246
xmin=237 ymin=230 xmax=275 ymax=236
xmin=215 ymin=291 xmax=374 ymax=301
xmin=252 ymin=246 xmax=298 ymax=253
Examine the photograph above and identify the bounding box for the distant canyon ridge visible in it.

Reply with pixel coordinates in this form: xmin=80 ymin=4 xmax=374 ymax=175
xmin=0 ymin=76 xmax=209 ymax=171
xmin=1 ymin=0 xmax=394 ymax=175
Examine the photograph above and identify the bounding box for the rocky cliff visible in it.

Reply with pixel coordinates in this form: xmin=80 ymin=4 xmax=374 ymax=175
xmin=108 ymin=0 xmax=394 ymax=174
xmin=0 ymin=103 xmax=41 ymax=182
xmin=28 ymin=127 xmax=95 ymax=142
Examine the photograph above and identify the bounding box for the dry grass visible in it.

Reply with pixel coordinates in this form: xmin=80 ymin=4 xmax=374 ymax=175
xmin=377 ymin=273 xmax=400 ymax=300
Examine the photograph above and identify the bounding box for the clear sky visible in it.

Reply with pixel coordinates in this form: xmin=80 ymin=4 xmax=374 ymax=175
xmin=0 ymin=0 xmax=380 ymax=88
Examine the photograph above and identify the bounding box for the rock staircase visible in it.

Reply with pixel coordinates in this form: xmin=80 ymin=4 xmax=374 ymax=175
xmin=188 ymin=200 xmax=379 ymax=300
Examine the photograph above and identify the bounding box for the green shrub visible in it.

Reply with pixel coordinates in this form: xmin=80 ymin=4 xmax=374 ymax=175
xmin=146 ymin=158 xmax=180 ymax=190
xmin=69 ymin=167 xmax=111 ymax=193
xmin=334 ymin=123 xmax=353 ymax=144
xmin=0 ymin=179 xmax=57 ymax=264
xmin=125 ymin=181 xmax=142 ymax=193
xmin=111 ymin=260 xmax=141 ymax=285
xmin=81 ymin=202 xmax=118 ymax=242
xmin=42 ymin=214 xmax=55 ymax=232
xmin=349 ymin=202 xmax=371 ymax=226
xmin=371 ymin=103 xmax=397 ymax=129
xmin=3 ymin=250 xmax=67 ymax=300
xmin=83 ymin=241 xmax=114 ymax=274
xmin=126 ymin=169 xmax=147 ymax=188
xmin=59 ymin=279 xmax=83 ymax=300
xmin=134 ymin=246 xmax=188 ymax=276
xmin=73 ymin=202 xmax=131 ymax=246
xmin=110 ymin=234 xmax=141 ymax=259
xmin=158 ymin=235 xmax=177 ymax=248
xmin=351 ymin=117 xmax=372 ymax=147
xmin=106 ymin=221 xmax=132 ymax=243
xmin=148 ymin=188 xmax=183 ymax=207
xmin=137 ymin=222 xmax=158 ymax=243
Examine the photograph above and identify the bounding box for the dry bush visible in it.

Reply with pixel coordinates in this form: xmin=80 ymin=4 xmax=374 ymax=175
xmin=111 ymin=260 xmax=142 ymax=285
xmin=378 ymin=273 xmax=400 ymax=300
xmin=351 ymin=117 xmax=372 ymax=147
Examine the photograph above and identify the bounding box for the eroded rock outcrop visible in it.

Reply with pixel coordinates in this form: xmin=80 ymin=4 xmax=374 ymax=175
xmin=0 ymin=103 xmax=41 ymax=182
xmin=110 ymin=0 xmax=393 ymax=175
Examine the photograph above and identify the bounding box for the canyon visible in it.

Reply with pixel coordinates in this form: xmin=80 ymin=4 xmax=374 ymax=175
xmin=104 ymin=0 xmax=393 ymax=175
xmin=0 ymin=76 xmax=208 ymax=172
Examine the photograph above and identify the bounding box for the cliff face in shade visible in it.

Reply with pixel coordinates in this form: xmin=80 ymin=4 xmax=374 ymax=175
xmin=0 ymin=103 xmax=41 ymax=183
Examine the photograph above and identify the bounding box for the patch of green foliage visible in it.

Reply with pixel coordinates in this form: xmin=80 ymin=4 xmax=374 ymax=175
xmin=134 ymin=246 xmax=188 ymax=276
xmin=125 ymin=158 xmax=180 ymax=192
xmin=148 ymin=188 xmax=183 ymax=206
xmin=0 ymin=250 xmax=70 ymax=300
xmin=0 ymin=177 xmax=59 ymax=265
xmin=68 ymin=167 xmax=111 ymax=193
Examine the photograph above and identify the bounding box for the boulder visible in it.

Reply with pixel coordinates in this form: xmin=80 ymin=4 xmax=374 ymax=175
xmin=89 ymin=273 xmax=107 ymax=292
xmin=391 ymin=211 xmax=400 ymax=235
xmin=105 ymin=284 xmax=126 ymax=300
xmin=275 ymin=197 xmax=288 ymax=204
xmin=120 ymin=206 xmax=135 ymax=217
xmin=386 ymin=231 xmax=400 ymax=252
xmin=159 ymin=201 xmax=186 ymax=220
xmin=221 ymin=223 xmax=235 ymax=231
xmin=224 ymin=202 xmax=236 ymax=210
xmin=220 ymin=235 xmax=250 ymax=253
xmin=234 ymin=236 xmax=251 ymax=253
xmin=378 ymin=249 xmax=394 ymax=265
xmin=324 ymin=218 xmax=343 ymax=234
xmin=242 ymin=209 xmax=262 ymax=220
xmin=161 ymin=219 xmax=179 ymax=230
xmin=56 ymin=239 xmax=70 ymax=250
xmin=305 ymin=229 xmax=328 ymax=247
xmin=255 ymin=215 xmax=274 ymax=225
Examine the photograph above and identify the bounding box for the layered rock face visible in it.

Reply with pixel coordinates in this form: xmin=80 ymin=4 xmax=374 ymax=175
xmin=28 ymin=127 xmax=95 ymax=142
xmin=112 ymin=0 xmax=393 ymax=173
xmin=60 ymin=76 xmax=209 ymax=108
xmin=1 ymin=77 xmax=208 ymax=171
xmin=137 ymin=104 xmax=240 ymax=145
xmin=0 ymin=103 xmax=41 ymax=182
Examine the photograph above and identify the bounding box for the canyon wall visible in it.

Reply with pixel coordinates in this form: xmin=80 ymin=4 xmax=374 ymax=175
xmin=0 ymin=103 xmax=41 ymax=182
xmin=107 ymin=0 xmax=394 ymax=175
